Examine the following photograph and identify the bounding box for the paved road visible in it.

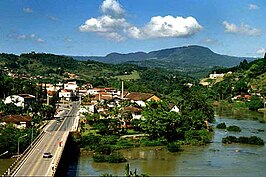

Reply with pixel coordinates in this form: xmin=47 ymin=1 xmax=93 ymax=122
xmin=13 ymin=102 xmax=79 ymax=177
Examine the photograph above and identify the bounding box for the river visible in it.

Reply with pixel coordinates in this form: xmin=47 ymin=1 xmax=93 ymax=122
xmin=1 ymin=108 xmax=266 ymax=176
xmin=62 ymin=108 xmax=266 ymax=177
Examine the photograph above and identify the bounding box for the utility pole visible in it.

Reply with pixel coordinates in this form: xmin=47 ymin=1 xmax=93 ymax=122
xmin=121 ymin=80 xmax=124 ymax=100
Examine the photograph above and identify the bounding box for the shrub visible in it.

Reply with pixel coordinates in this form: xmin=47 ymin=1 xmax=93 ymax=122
xmin=112 ymin=139 xmax=136 ymax=150
xmin=93 ymin=153 xmax=107 ymax=162
xmin=100 ymin=135 xmax=119 ymax=145
xmin=216 ymin=122 xmax=226 ymax=129
xmin=95 ymin=143 xmax=112 ymax=155
xmin=222 ymin=136 xmax=237 ymax=144
xmin=80 ymin=134 xmax=101 ymax=150
xmin=107 ymin=152 xmax=127 ymax=163
xmin=222 ymin=136 xmax=264 ymax=145
xmin=184 ymin=129 xmax=212 ymax=145
xmin=227 ymin=125 xmax=241 ymax=132
xmin=167 ymin=142 xmax=182 ymax=152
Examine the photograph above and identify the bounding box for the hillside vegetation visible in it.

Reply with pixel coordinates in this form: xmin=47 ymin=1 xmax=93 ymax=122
xmin=73 ymin=45 xmax=254 ymax=78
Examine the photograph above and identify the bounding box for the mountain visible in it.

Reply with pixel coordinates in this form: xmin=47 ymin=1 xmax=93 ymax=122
xmin=73 ymin=45 xmax=255 ymax=67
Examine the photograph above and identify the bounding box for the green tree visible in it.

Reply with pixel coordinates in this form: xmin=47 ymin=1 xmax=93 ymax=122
xmin=141 ymin=101 xmax=182 ymax=141
xmin=246 ymin=95 xmax=263 ymax=110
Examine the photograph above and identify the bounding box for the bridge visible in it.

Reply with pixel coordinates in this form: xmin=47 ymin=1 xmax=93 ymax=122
xmin=2 ymin=101 xmax=80 ymax=177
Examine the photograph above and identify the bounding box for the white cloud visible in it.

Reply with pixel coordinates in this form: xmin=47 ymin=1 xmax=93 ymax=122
xmin=100 ymin=32 xmax=126 ymax=42
xmin=79 ymin=1 xmax=202 ymax=41
xmin=23 ymin=7 xmax=33 ymax=13
xmin=127 ymin=16 xmax=202 ymax=39
xmin=64 ymin=38 xmax=72 ymax=43
xmin=79 ymin=15 xmax=129 ymax=33
xmin=257 ymin=48 xmax=265 ymax=55
xmin=202 ymin=38 xmax=217 ymax=44
xmin=7 ymin=32 xmax=45 ymax=43
xmin=17 ymin=34 xmax=26 ymax=40
xmin=101 ymin=0 xmax=124 ymax=17
xmin=9 ymin=33 xmax=36 ymax=40
xmin=47 ymin=15 xmax=58 ymax=21
xmin=223 ymin=21 xmax=261 ymax=36
xmin=79 ymin=15 xmax=129 ymax=41
xmin=29 ymin=33 xmax=35 ymax=38
xmin=249 ymin=4 xmax=259 ymax=10
xmin=37 ymin=38 xmax=45 ymax=43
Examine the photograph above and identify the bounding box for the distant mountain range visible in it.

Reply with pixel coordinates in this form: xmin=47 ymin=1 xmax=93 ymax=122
xmin=73 ymin=45 xmax=254 ymax=67
xmin=72 ymin=45 xmax=255 ymax=78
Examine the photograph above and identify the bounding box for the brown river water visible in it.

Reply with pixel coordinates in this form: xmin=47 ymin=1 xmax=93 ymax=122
xmin=64 ymin=108 xmax=266 ymax=176
xmin=1 ymin=108 xmax=266 ymax=176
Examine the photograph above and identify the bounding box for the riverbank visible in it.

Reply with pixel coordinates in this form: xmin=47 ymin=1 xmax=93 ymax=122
xmin=63 ymin=114 xmax=266 ymax=176
xmin=213 ymin=100 xmax=266 ymax=123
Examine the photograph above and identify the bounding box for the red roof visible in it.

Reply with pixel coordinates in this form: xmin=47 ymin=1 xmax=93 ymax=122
xmin=125 ymin=92 xmax=155 ymax=101
xmin=1 ymin=115 xmax=32 ymax=123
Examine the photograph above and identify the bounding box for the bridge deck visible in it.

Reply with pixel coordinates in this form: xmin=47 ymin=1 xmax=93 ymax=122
xmin=3 ymin=102 xmax=79 ymax=177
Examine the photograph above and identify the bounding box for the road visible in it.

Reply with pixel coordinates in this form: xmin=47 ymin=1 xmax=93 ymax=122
xmin=12 ymin=102 xmax=79 ymax=177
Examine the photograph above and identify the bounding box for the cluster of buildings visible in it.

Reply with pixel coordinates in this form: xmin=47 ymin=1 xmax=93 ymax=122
xmin=1 ymin=80 xmax=180 ymax=129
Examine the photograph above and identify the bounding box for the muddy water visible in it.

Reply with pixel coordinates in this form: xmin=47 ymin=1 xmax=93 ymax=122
xmin=65 ymin=111 xmax=266 ymax=177
xmin=2 ymin=108 xmax=266 ymax=176
xmin=0 ymin=158 xmax=15 ymax=175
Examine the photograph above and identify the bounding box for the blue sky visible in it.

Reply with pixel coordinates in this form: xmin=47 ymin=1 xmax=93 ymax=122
xmin=0 ymin=0 xmax=265 ymax=57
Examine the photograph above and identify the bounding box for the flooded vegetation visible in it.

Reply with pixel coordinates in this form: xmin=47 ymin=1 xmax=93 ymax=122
xmin=63 ymin=108 xmax=266 ymax=176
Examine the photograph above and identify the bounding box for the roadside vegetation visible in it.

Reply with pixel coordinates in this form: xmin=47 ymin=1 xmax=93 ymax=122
xmin=0 ymin=73 xmax=58 ymax=158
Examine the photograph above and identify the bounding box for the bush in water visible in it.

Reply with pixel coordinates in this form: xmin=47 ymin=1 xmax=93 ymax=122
xmin=216 ymin=122 xmax=226 ymax=129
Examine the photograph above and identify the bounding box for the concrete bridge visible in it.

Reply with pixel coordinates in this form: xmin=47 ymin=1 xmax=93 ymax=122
xmin=2 ymin=101 xmax=80 ymax=177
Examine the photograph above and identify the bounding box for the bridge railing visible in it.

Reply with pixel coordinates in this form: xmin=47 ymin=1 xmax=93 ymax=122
xmin=49 ymin=131 xmax=70 ymax=177
xmin=2 ymin=130 xmax=45 ymax=177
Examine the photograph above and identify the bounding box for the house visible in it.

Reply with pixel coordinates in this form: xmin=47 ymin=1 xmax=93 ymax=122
xmin=88 ymin=88 xmax=105 ymax=95
xmin=123 ymin=106 xmax=143 ymax=119
xmin=81 ymin=83 xmax=93 ymax=90
xmin=4 ymin=94 xmax=35 ymax=108
xmin=91 ymin=92 xmax=114 ymax=104
xmin=209 ymin=73 xmax=224 ymax=79
xmin=124 ymin=92 xmax=160 ymax=107
xmin=232 ymin=94 xmax=251 ymax=101
xmin=59 ymin=89 xmax=75 ymax=101
xmin=169 ymin=103 xmax=180 ymax=113
xmin=64 ymin=81 xmax=78 ymax=91
xmin=0 ymin=115 xmax=32 ymax=129
xmin=88 ymin=87 xmax=120 ymax=97
xmin=79 ymin=104 xmax=97 ymax=114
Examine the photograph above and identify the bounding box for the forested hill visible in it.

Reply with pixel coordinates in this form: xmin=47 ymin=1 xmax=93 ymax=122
xmin=0 ymin=52 xmax=141 ymax=83
xmin=0 ymin=52 xmax=198 ymax=97
xmin=73 ymin=45 xmax=254 ymax=67
xmin=212 ymin=56 xmax=266 ymax=93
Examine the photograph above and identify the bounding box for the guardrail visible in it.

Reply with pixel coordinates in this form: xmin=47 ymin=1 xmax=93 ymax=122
xmin=49 ymin=131 xmax=70 ymax=177
xmin=2 ymin=130 xmax=45 ymax=177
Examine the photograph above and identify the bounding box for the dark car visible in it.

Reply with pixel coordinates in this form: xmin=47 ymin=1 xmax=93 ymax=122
xmin=43 ymin=152 xmax=52 ymax=158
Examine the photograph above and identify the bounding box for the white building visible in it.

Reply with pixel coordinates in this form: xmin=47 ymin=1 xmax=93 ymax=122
xmin=209 ymin=73 xmax=224 ymax=79
xmin=64 ymin=81 xmax=78 ymax=91
xmin=59 ymin=90 xmax=75 ymax=101
xmin=4 ymin=94 xmax=35 ymax=108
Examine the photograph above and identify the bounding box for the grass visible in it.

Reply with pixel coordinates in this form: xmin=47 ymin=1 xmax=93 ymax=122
xmin=115 ymin=70 xmax=140 ymax=80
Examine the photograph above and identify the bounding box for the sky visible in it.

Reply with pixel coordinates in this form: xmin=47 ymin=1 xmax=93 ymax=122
xmin=0 ymin=0 xmax=265 ymax=57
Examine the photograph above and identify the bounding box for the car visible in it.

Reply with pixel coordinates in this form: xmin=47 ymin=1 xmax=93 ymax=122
xmin=43 ymin=152 xmax=53 ymax=158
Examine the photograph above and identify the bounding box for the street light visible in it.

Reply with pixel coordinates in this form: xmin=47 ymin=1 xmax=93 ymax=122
xmin=0 ymin=151 xmax=8 ymax=157
xmin=17 ymin=134 xmax=28 ymax=155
